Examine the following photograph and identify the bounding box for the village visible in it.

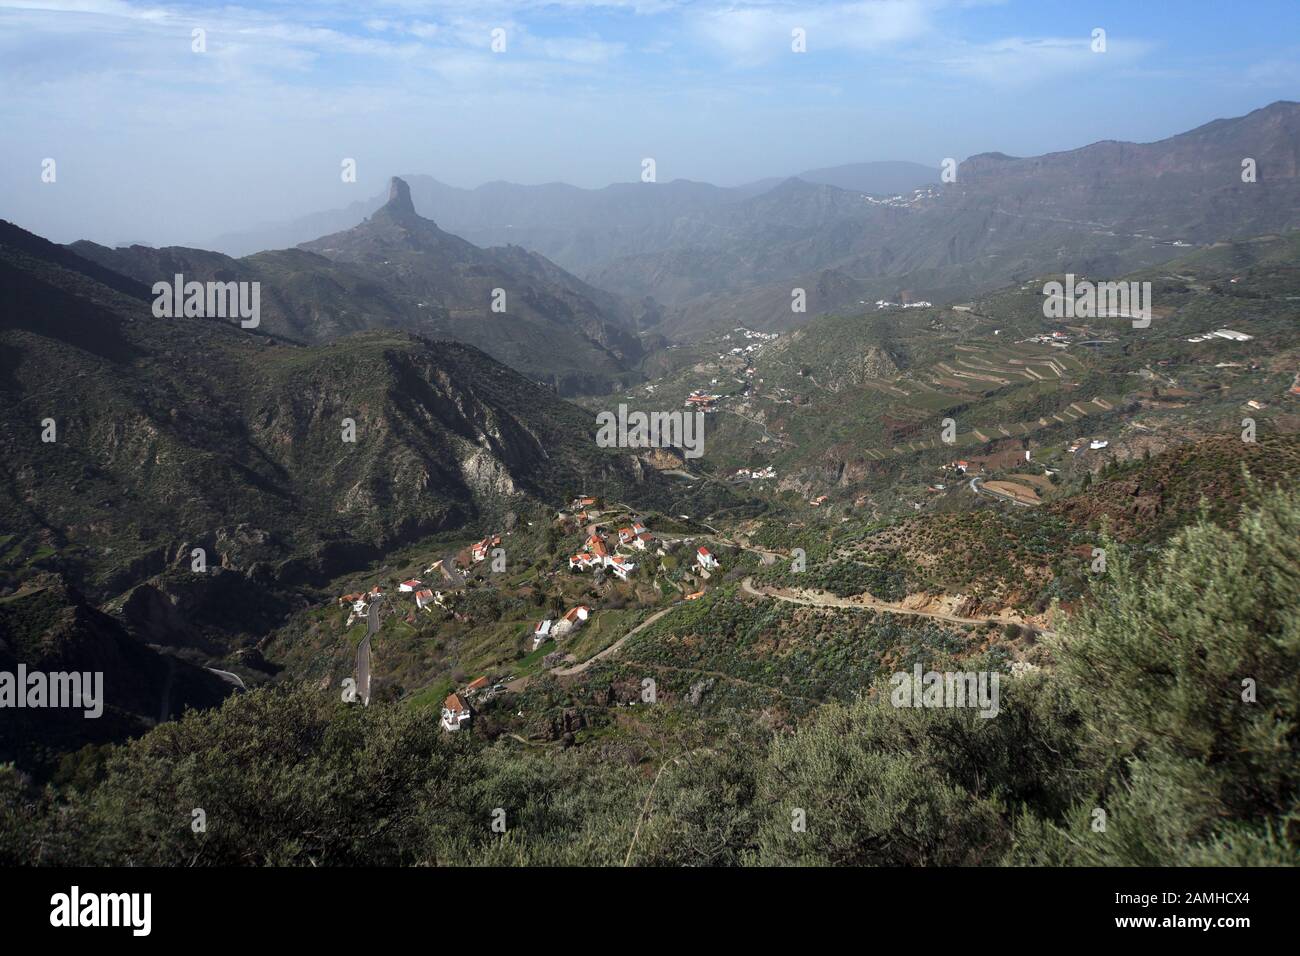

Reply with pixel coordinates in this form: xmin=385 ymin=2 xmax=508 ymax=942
xmin=333 ymin=493 xmax=728 ymax=736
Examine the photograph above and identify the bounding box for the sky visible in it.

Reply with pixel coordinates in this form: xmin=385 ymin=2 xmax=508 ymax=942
xmin=1 ymin=0 xmax=1297 ymax=246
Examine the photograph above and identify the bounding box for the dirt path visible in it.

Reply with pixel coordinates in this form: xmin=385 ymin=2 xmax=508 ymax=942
xmin=741 ymin=577 xmax=1055 ymax=636
xmin=721 ymin=407 xmax=793 ymax=445
xmin=618 ymin=659 xmax=824 ymax=704
xmin=969 ymin=475 xmax=1041 ymax=508
xmin=550 ymin=604 xmax=684 ymax=676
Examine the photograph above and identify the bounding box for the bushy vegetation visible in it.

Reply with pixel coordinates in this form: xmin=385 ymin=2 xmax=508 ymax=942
xmin=4 ymin=486 xmax=1297 ymax=866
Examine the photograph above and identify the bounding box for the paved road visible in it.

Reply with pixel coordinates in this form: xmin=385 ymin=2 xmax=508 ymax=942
xmin=355 ymin=636 xmax=371 ymax=705
xmin=741 ymin=576 xmax=1055 ymax=636
xmin=205 ymin=667 xmax=248 ymax=692
xmin=355 ymin=598 xmax=380 ymax=705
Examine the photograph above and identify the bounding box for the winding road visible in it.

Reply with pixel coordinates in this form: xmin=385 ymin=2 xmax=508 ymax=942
xmin=741 ymin=576 xmax=1055 ymax=636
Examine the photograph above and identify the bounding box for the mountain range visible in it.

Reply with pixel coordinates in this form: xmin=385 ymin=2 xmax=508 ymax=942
xmin=0 ymin=217 xmax=677 ymax=627
xmin=206 ymin=160 xmax=941 ymax=260
xmin=198 ymin=102 xmax=1300 ymax=340
xmin=70 ymin=179 xmax=648 ymax=397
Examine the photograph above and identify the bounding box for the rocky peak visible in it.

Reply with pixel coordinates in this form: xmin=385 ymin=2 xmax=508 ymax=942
xmin=380 ymin=176 xmax=418 ymax=220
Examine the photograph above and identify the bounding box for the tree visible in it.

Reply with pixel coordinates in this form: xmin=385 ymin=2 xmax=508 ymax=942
xmin=1012 ymin=484 xmax=1300 ymax=865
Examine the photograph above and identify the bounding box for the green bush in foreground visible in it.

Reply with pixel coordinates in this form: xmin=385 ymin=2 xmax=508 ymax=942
xmin=2 ymin=487 xmax=1296 ymax=866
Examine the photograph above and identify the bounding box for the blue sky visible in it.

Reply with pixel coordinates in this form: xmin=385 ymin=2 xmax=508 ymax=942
xmin=1 ymin=0 xmax=1296 ymax=245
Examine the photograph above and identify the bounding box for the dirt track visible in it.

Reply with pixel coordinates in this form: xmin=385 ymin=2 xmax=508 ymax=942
xmin=740 ymin=577 xmax=1056 ymax=636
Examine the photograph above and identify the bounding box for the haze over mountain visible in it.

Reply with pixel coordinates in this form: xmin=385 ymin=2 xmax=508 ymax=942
xmin=71 ymin=179 xmax=649 ymax=396
xmin=207 ymin=161 xmax=940 ymax=261
xmin=197 ymin=104 xmax=1299 ymax=342
xmin=644 ymin=100 xmax=1300 ymax=336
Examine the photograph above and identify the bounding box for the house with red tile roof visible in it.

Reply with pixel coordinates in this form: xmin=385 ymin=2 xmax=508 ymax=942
xmin=440 ymin=694 xmax=472 ymax=732
xmin=553 ymin=605 xmax=591 ymax=636
xmin=471 ymin=535 xmax=502 ymax=564
xmin=605 ymin=556 xmax=636 ymax=580
xmin=586 ymin=533 xmax=609 ymax=558
xmin=696 ymin=547 xmax=720 ymax=570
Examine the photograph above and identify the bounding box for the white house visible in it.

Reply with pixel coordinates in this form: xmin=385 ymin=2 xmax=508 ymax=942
xmin=605 ymin=556 xmax=636 ymax=580
xmin=440 ymin=693 xmax=472 ymax=732
xmin=552 ymin=605 xmax=590 ymax=637
xmin=696 ymin=547 xmax=720 ymax=571
xmin=471 ymin=535 xmax=501 ymax=564
xmin=1089 ymin=439 xmax=1109 ymax=450
xmin=399 ymin=578 xmax=423 ymax=593
xmin=415 ymin=588 xmax=438 ymax=610
xmin=532 ymin=618 xmax=554 ymax=648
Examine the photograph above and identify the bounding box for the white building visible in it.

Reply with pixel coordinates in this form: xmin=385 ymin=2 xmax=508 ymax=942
xmin=440 ymin=694 xmax=472 ymax=732
xmin=552 ymin=605 xmax=590 ymax=637
xmin=605 ymin=556 xmax=636 ymax=580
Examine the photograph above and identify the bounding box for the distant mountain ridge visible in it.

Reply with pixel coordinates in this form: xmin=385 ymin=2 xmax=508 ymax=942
xmin=297 ymin=177 xmax=647 ymax=392
xmin=203 ymin=102 xmax=1300 ymax=341
xmin=70 ymin=102 xmax=1300 ymax=346
xmin=205 ymin=161 xmax=939 ymax=263
xmin=70 ymin=178 xmax=647 ymax=396
xmin=640 ymin=100 xmax=1300 ymax=336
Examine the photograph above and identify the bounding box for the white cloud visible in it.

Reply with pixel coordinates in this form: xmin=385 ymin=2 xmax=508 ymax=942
xmin=937 ymin=34 xmax=1154 ymax=85
xmin=689 ymin=0 xmax=939 ymax=65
